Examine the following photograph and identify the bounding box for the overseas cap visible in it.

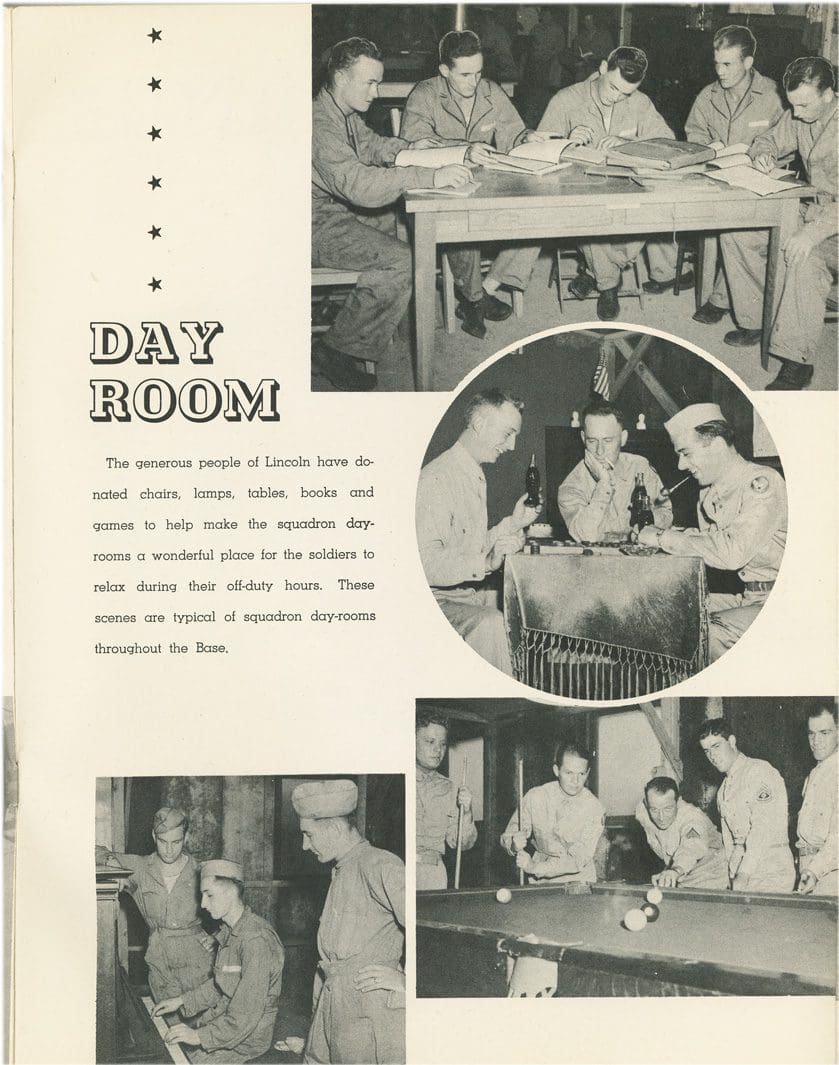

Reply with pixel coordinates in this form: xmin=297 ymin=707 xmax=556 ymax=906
xmin=153 ymin=806 xmax=187 ymax=835
xmin=201 ymin=859 xmax=243 ymax=882
xmin=664 ymin=403 xmax=725 ymax=445
xmin=292 ymin=779 xmax=358 ymax=819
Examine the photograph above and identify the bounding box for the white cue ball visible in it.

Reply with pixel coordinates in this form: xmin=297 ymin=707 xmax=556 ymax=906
xmin=496 ymin=887 xmax=513 ymax=904
xmin=646 ymin=887 xmax=663 ymax=906
xmin=624 ymin=908 xmax=648 ymax=932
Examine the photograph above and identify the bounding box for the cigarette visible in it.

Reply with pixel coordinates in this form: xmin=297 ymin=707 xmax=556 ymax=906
xmin=659 ymin=475 xmax=690 ymax=499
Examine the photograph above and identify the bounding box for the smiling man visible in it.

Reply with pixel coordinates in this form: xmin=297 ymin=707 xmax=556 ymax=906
xmin=293 ymin=780 xmax=405 ymax=1065
xmin=416 ymin=388 xmax=541 ymax=674
xmin=635 ymin=776 xmax=728 ymax=890
xmin=638 ymin=403 xmax=787 ymax=661
xmin=796 ymin=704 xmax=838 ymax=896
xmin=698 ymin=720 xmax=794 ymax=893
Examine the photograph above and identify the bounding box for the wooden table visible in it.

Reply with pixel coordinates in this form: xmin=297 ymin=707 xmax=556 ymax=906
xmin=405 ymin=166 xmax=811 ymax=390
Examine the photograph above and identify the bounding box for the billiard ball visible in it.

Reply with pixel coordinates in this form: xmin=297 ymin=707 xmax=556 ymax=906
xmin=641 ymin=902 xmax=660 ymax=923
xmin=646 ymin=887 xmax=663 ymax=905
xmin=496 ymin=887 xmax=513 ymax=904
xmin=623 ymin=908 xmax=648 ymax=932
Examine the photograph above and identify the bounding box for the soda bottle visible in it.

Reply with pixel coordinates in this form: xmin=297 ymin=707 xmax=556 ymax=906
xmin=525 ymin=453 xmax=540 ymax=508
xmin=630 ymin=473 xmax=654 ymax=532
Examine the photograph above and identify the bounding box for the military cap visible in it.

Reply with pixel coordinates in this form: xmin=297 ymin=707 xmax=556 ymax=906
xmin=200 ymin=858 xmax=244 ymax=882
xmin=292 ymin=779 xmax=358 ymax=819
xmin=152 ymin=806 xmax=187 ymax=835
xmin=665 ymin=403 xmax=726 ymax=446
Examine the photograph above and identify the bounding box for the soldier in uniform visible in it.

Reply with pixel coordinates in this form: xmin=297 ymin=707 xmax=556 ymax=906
xmin=638 ymin=403 xmax=787 ymax=661
xmin=796 ymin=704 xmax=838 ymax=896
xmin=401 ymin=30 xmax=547 ymax=339
xmin=312 ymin=37 xmax=470 ymax=390
xmin=416 ymin=389 xmax=541 ymax=675
xmin=557 ymin=400 xmax=672 ymax=542
xmin=698 ymin=719 xmax=795 ymax=893
xmin=685 ymin=26 xmax=784 ymax=345
xmin=154 ymin=859 xmax=285 ymax=1064
xmin=501 ymin=741 xmax=605 ymax=885
xmin=293 ymin=780 xmax=405 ymax=1065
xmin=538 ymin=47 xmax=689 ymax=320
xmin=750 ymin=56 xmax=838 ymax=389
xmin=635 ymin=776 xmax=729 ymax=890
xmin=95 ymin=806 xmax=215 ymax=1002
xmin=415 ymin=708 xmax=476 ymax=890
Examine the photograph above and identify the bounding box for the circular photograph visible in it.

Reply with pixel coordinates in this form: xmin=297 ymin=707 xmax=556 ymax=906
xmin=415 ymin=326 xmax=787 ymax=700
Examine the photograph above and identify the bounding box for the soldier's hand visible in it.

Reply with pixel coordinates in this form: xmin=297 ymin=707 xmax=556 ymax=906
xmin=511 ymin=492 xmax=542 ymax=530
xmin=637 ymin=525 xmax=660 ymax=547
xmin=434 ymin=164 xmax=472 ymax=189
xmin=583 ymin=450 xmax=614 ymax=486
xmin=523 ymin=130 xmax=551 ymax=144
xmin=353 ymin=965 xmax=405 ymax=994
xmin=457 ymin=785 xmax=473 ymax=813
xmin=752 ymin=152 xmax=776 ymax=174
xmin=597 ymin=135 xmax=626 ymax=150
xmin=488 ymin=534 xmax=524 ymax=571
xmin=410 ymin=137 xmax=445 ymax=150
xmin=164 ymin=1024 xmax=201 ymax=1047
xmin=466 ymin=142 xmax=497 ymax=167
xmin=568 ymin=125 xmax=594 ymax=146
xmin=797 ymin=870 xmax=818 ymax=894
xmin=511 ymin=830 xmax=529 ymax=853
xmin=653 ymin=869 xmax=679 ymax=889
xmin=153 ymin=996 xmax=184 ymax=1017
xmin=784 ymin=228 xmax=817 ymax=266
xmin=515 ymin=851 xmax=533 ymax=872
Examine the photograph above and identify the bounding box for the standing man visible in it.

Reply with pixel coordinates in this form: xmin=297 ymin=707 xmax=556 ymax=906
xmin=501 ymin=742 xmax=605 ymax=885
xmin=686 ymin=26 xmax=784 ymax=346
xmin=796 ymin=705 xmax=837 ymax=895
xmin=538 ymin=47 xmax=690 ymax=320
xmin=557 ymin=400 xmax=672 ymax=542
xmin=698 ymin=719 xmax=795 ymax=893
xmin=750 ymin=56 xmax=838 ymax=389
xmin=95 ymin=806 xmax=215 ymax=1003
xmin=635 ymin=776 xmax=729 ymax=890
xmin=401 ymin=30 xmax=547 ymax=339
xmin=416 ymin=708 xmax=477 ymax=889
xmin=638 ymin=403 xmax=786 ymax=661
xmin=312 ymin=37 xmax=470 ymax=391
xmin=416 ymin=388 xmax=541 ymax=675
xmin=293 ymin=780 xmax=405 ymax=1065
xmin=154 ymin=860 xmax=285 ymax=1063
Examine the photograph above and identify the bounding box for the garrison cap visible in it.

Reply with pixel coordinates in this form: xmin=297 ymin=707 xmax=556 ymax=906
xmin=152 ymin=806 xmax=187 ymax=835
xmin=200 ymin=859 xmax=244 ymax=882
xmin=665 ymin=403 xmax=726 ymax=446
xmin=292 ymin=779 xmax=358 ymax=819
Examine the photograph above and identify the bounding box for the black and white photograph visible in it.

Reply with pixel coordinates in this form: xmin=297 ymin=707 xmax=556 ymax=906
xmin=95 ymin=775 xmax=405 ymax=1064
xmin=310 ymin=4 xmax=837 ymax=392
xmin=415 ymin=695 xmax=838 ymax=997
xmin=415 ymin=327 xmax=786 ymax=698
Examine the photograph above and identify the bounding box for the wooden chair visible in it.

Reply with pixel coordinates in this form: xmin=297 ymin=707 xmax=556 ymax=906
xmin=549 ymin=244 xmax=648 ymax=312
xmin=311 ymin=268 xmax=375 ymax=374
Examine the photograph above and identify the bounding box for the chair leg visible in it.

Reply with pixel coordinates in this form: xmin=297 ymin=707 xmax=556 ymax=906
xmin=442 ymin=253 xmax=457 ymax=334
xmin=674 ymin=244 xmax=686 ymax=296
xmin=555 ymin=248 xmax=564 ymax=312
xmin=512 ymin=289 xmax=524 ymax=317
xmin=634 ymin=255 xmax=649 ymax=312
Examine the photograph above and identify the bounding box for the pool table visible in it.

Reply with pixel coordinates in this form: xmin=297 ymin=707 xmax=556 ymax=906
xmin=416 ymin=882 xmax=837 ymax=997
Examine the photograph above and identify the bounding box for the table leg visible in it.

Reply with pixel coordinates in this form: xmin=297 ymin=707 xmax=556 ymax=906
xmin=698 ymin=235 xmax=717 ymax=309
xmin=762 ymin=201 xmax=798 ymax=370
xmin=413 ymin=216 xmax=437 ymax=392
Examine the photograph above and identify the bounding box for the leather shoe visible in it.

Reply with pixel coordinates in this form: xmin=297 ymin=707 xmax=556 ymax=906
xmin=312 ymin=340 xmax=376 ymax=392
xmin=597 ymin=286 xmax=620 ymax=321
xmin=568 ymin=273 xmax=597 ymax=300
xmin=455 ymin=297 xmax=487 ymax=339
xmin=765 ymin=358 xmax=814 ymax=391
xmin=724 ymin=327 xmax=762 ymax=347
xmin=642 ymin=270 xmax=695 ymax=294
xmin=479 ymin=291 xmax=514 ymax=322
xmin=692 ymin=300 xmax=728 ymax=325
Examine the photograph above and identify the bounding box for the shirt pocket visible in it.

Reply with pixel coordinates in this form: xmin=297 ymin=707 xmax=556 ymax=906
xmin=617 ymin=127 xmax=637 ymax=139
xmin=748 ymin=120 xmax=770 ymax=128
xmin=216 ymin=963 xmax=242 ymax=998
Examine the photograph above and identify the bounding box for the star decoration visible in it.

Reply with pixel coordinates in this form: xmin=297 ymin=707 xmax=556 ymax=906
xmin=148 ymin=77 xmax=162 ymax=92
xmin=148 ymin=278 xmax=162 ymax=292
xmin=148 ymin=175 xmax=162 ymax=190
xmin=148 ymin=28 xmax=162 ymax=43
xmin=148 ymin=225 xmax=162 ymax=239
xmin=147 ymin=126 xmax=162 ymax=141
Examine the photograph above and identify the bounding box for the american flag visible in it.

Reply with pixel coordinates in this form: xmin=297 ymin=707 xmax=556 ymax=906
xmin=592 ymin=346 xmax=610 ymax=399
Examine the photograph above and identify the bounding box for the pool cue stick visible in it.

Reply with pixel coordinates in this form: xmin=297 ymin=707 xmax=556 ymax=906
xmin=517 ymin=755 xmax=525 ymax=887
xmin=454 ymin=757 xmax=468 ymax=890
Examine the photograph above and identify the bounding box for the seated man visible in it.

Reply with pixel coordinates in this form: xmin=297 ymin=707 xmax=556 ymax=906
xmin=415 ymin=707 xmax=476 ymax=889
xmin=635 ymin=776 xmax=729 ymax=890
xmin=312 ymin=36 xmax=470 ymax=391
xmin=501 ymin=741 xmax=605 ymax=885
xmin=698 ymin=719 xmax=795 ymax=893
xmin=402 ymin=30 xmax=548 ymax=339
xmin=557 ymin=400 xmax=672 ymax=542
xmin=796 ymin=704 xmax=837 ymax=896
xmin=416 ymin=388 xmax=541 ymax=675
xmin=750 ymin=56 xmax=838 ymax=390
xmin=638 ymin=403 xmax=786 ymax=662
xmin=293 ymin=780 xmax=405 ymax=1065
xmin=686 ymin=25 xmax=784 ymax=346
xmin=154 ymin=859 xmax=285 ymax=1063
xmin=538 ymin=47 xmax=690 ymax=320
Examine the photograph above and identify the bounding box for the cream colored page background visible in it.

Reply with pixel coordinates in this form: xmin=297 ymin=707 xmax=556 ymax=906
xmin=8 ymin=4 xmax=838 ymax=1063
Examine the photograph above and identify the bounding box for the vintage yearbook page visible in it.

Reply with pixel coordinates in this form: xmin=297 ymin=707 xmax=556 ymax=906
xmin=6 ymin=3 xmax=838 ymax=1064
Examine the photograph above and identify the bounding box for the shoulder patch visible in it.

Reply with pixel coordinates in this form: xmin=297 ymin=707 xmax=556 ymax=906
xmin=685 ymin=827 xmax=701 ymax=839
xmin=750 ymin=475 xmax=770 ymax=494
xmin=756 ymin=783 xmax=773 ymax=802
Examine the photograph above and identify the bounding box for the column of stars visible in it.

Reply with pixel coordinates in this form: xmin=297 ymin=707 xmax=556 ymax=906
xmin=147 ymin=28 xmax=163 ymax=291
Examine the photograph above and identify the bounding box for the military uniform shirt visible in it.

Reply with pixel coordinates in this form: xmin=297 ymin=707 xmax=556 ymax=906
xmin=685 ymin=71 xmax=783 ymax=147
xmin=538 ymin=73 xmax=673 ymax=142
xmin=501 ymin=782 xmax=605 ymax=883
xmin=416 ymin=768 xmax=477 ymax=864
xmin=401 ymin=75 xmax=528 ymax=154
xmin=634 ymin=798 xmax=728 ymax=887
xmin=717 ymin=753 xmax=791 ymax=883
xmin=797 ymin=750 xmax=837 ymax=882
